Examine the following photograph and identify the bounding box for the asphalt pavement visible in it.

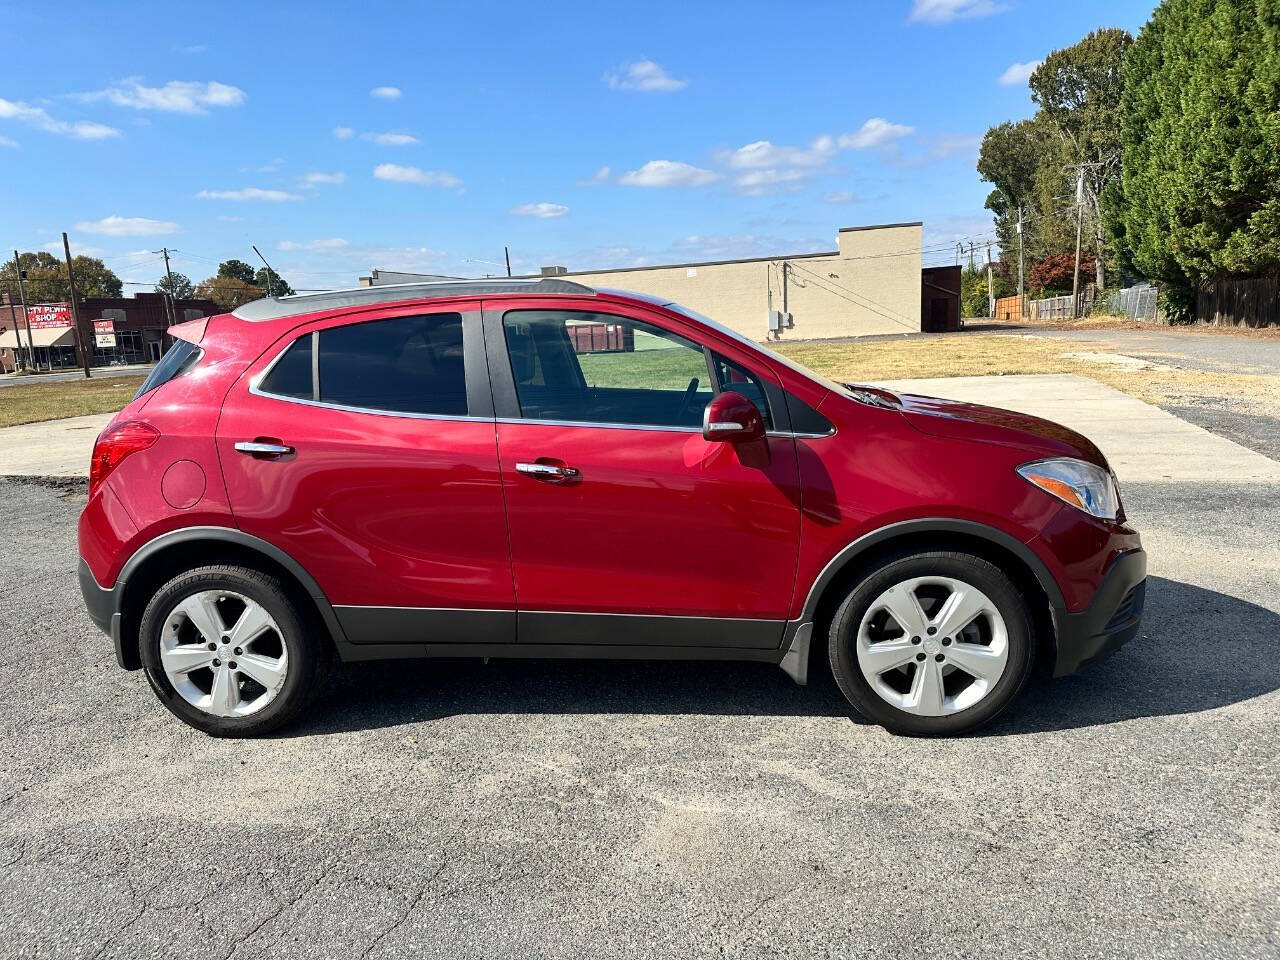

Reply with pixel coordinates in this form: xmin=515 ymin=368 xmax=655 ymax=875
xmin=1 ymin=433 xmax=1278 ymax=956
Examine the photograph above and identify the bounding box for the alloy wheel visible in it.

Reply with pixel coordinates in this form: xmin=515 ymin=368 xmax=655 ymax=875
xmin=855 ymin=576 xmax=1009 ymax=717
xmin=158 ymin=590 xmax=288 ymax=718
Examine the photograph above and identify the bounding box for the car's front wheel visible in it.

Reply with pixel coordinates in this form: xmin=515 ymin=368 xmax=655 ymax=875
xmin=139 ymin=565 xmax=328 ymax=736
xmin=828 ymin=550 xmax=1035 ymax=736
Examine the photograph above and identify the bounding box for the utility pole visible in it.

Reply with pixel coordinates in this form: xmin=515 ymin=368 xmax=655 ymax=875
xmin=1071 ymin=166 xmax=1085 ymax=318
xmin=156 ymin=246 xmax=177 ymax=325
xmin=781 ymin=261 xmax=789 ymax=319
xmin=1017 ymin=206 xmax=1026 ymax=318
xmin=968 ymin=242 xmax=975 ymax=273
xmin=61 ymin=232 xmax=92 ymax=379
xmin=12 ymin=250 xmax=36 ymax=370
xmin=4 ymin=282 xmax=20 ymax=371
xmin=985 ymin=244 xmax=995 ymax=320
xmin=504 ymin=246 xmax=512 ymax=278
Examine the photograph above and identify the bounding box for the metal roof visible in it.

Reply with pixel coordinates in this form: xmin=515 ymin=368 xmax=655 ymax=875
xmin=230 ymin=278 xmax=596 ymax=322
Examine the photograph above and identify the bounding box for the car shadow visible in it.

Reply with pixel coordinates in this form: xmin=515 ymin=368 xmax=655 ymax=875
xmin=285 ymin=576 xmax=1279 ymax=738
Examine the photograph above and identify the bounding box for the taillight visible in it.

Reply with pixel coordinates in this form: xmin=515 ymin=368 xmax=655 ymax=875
xmin=88 ymin=421 xmax=160 ymax=496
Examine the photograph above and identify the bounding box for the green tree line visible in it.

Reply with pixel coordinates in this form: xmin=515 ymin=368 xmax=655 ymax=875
xmin=977 ymin=0 xmax=1280 ymax=315
xmin=3 ymin=252 xmax=293 ymax=311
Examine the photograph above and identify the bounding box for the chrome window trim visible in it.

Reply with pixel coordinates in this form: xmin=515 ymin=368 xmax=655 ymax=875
xmin=495 ymin=415 xmax=833 ymax=439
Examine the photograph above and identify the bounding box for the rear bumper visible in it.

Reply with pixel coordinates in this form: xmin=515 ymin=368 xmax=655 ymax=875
xmin=78 ymin=559 xmax=130 ymax=670
xmin=1052 ymin=548 xmax=1147 ymax=677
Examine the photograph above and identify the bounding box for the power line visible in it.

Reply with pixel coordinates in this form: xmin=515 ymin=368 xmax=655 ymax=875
xmin=785 ymin=259 xmax=918 ymax=333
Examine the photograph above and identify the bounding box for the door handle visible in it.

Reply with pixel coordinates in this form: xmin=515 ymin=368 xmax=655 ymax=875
xmin=516 ymin=462 xmax=580 ymax=482
xmin=234 ymin=441 xmax=294 ymax=458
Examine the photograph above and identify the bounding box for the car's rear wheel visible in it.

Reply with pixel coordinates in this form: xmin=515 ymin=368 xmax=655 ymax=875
xmin=828 ymin=550 xmax=1034 ymax=736
xmin=139 ymin=565 xmax=328 ymax=737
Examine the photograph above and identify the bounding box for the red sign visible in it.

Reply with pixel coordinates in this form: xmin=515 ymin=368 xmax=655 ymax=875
xmin=26 ymin=304 xmax=72 ymax=329
xmin=93 ymin=320 xmax=114 ymax=334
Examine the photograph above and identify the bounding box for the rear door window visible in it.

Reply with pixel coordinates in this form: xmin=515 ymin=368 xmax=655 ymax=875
xmin=258 ymin=333 xmax=313 ymax=400
xmin=258 ymin=313 xmax=467 ymax=416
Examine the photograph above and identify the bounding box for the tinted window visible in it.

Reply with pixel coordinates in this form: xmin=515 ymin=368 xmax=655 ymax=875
xmin=258 ymin=333 xmax=313 ymax=400
xmin=503 ymin=310 xmax=712 ymax=428
xmin=318 ymin=313 xmax=466 ymax=416
xmin=134 ymin=339 xmax=201 ymax=399
xmin=710 ymin=352 xmax=773 ymax=430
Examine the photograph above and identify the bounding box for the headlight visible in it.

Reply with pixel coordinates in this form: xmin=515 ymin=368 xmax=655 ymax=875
xmin=1017 ymin=457 xmax=1120 ymax=520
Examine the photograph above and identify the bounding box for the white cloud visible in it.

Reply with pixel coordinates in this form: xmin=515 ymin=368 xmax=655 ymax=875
xmin=724 ymin=136 xmax=837 ymax=170
xmin=278 ymin=238 xmax=350 ymax=251
xmin=362 ymin=131 xmax=420 ymax=146
xmin=255 ymin=157 xmax=284 ymax=173
xmin=930 ymin=133 xmax=983 ymax=158
xmin=74 ymin=215 xmax=180 ymax=236
xmin=838 ymin=118 xmax=915 ymax=149
xmin=733 ymin=168 xmax=810 ymax=194
xmin=0 ymin=98 xmax=120 ymax=139
xmin=370 ymin=86 xmax=402 ymax=100
xmin=42 ymin=240 xmax=106 ymax=257
xmin=511 ymin=202 xmax=569 ymax=219
xmin=0 ymin=134 xmax=16 ymax=148
xmin=604 ymin=60 xmax=687 ymax=93
xmin=333 ymin=125 xmax=355 ymax=139
xmin=579 ymin=165 xmax=611 ymax=186
xmin=373 ymin=163 xmax=461 ymax=188
xmin=823 ymin=191 xmax=857 ymax=204
xmin=68 ymin=121 xmax=120 ymax=140
xmin=302 ymin=171 xmax=346 ymax=186
xmin=179 ymin=44 xmax=206 ymax=55
xmin=196 ymin=187 xmax=301 ymax=201
xmin=618 ymin=160 xmax=719 ymax=188
xmin=998 ymin=59 xmax=1043 ymax=87
xmin=909 ymin=0 xmax=1006 ymax=23
xmin=79 ymin=79 xmax=245 ymax=113
xmin=217 ymin=215 xmax=244 ymax=222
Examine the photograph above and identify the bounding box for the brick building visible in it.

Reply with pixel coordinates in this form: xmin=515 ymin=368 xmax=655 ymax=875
xmin=0 ymin=291 xmax=219 ymax=372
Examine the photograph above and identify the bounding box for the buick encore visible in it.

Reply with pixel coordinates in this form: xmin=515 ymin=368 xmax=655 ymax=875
xmin=78 ymin=279 xmax=1146 ymax=736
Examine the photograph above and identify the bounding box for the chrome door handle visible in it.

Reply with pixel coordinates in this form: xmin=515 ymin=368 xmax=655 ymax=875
xmin=516 ymin=462 xmax=580 ymax=481
xmin=234 ymin=441 xmax=294 ymax=458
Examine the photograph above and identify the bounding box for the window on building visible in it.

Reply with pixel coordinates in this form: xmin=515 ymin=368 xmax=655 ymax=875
xmin=502 ymin=310 xmax=714 ymax=428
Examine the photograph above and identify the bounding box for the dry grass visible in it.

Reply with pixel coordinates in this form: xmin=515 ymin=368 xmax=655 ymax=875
xmin=991 ymin=316 xmax=1280 ymax=337
xmin=773 ymin=334 xmax=1280 ymax=419
xmin=0 ymin=375 xmax=145 ymax=428
xmin=1 ymin=326 xmax=1276 ymax=430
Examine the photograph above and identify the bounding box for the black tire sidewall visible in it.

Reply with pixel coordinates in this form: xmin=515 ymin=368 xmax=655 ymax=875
xmin=140 ymin=566 xmax=318 ymax=737
xmin=828 ymin=551 xmax=1034 ymax=736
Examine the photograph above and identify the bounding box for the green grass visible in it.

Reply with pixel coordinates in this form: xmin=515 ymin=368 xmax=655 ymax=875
xmin=578 ymin=349 xmax=706 ymax=390
xmin=0 ymin=374 xmax=145 ymax=428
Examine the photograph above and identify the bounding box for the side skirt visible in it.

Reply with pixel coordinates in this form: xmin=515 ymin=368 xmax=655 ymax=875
xmin=331 ymin=605 xmax=801 ymax=673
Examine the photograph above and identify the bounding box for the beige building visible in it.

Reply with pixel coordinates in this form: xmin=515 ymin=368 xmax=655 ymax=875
xmin=363 ymin=221 xmax=955 ymax=342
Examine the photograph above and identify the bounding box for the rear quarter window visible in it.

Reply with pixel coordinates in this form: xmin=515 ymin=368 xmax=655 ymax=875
xmin=134 ymin=339 xmax=202 ymax=399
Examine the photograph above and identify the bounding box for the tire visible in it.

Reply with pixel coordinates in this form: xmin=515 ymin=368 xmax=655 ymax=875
xmin=139 ymin=565 xmax=329 ymax=737
xmin=827 ymin=550 xmax=1035 ymax=736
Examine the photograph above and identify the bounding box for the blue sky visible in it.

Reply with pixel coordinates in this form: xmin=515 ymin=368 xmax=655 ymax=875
xmin=2 ymin=0 xmax=1159 ymax=293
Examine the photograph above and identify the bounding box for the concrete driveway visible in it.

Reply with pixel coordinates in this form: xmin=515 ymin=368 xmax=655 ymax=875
xmin=0 ymin=374 xmax=1277 ymax=958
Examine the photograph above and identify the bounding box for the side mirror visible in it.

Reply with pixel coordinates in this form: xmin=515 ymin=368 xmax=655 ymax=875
xmin=703 ymin=390 xmax=765 ymax=443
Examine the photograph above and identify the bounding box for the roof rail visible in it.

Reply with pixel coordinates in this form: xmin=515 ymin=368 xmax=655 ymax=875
xmin=230 ymin=277 xmax=597 ymax=321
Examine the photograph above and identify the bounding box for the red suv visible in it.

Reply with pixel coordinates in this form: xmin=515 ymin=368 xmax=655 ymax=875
xmin=78 ymin=279 xmax=1145 ymax=737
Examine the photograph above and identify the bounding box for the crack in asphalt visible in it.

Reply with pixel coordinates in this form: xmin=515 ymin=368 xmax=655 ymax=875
xmin=357 ymin=849 xmax=452 ymax=960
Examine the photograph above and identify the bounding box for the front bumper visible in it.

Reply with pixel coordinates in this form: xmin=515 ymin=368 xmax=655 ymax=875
xmin=1051 ymin=548 xmax=1147 ymax=677
xmin=79 ymin=558 xmax=130 ymax=669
